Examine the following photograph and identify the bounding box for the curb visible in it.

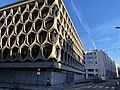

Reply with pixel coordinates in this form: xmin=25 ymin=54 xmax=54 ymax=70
xmin=68 ymin=82 xmax=93 ymax=90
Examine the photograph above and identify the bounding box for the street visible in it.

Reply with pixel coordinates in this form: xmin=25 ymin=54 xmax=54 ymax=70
xmin=69 ymin=80 xmax=120 ymax=90
xmin=0 ymin=79 xmax=119 ymax=90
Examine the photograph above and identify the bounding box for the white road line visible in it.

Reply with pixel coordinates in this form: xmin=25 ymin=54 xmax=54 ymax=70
xmin=86 ymin=86 xmax=92 ymax=88
xmin=75 ymin=86 xmax=85 ymax=90
xmin=105 ymin=86 xmax=109 ymax=89
xmin=98 ymin=86 xmax=103 ymax=88
xmin=80 ymin=86 xmax=86 ymax=88
xmin=111 ymin=87 xmax=115 ymax=89
xmin=92 ymin=85 xmax=98 ymax=88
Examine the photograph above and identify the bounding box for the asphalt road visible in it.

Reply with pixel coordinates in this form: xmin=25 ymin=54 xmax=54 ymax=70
xmin=69 ymin=79 xmax=120 ymax=90
xmin=0 ymin=79 xmax=119 ymax=90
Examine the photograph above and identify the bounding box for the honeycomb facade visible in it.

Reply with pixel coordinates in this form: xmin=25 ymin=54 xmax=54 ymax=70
xmin=0 ymin=0 xmax=84 ymax=85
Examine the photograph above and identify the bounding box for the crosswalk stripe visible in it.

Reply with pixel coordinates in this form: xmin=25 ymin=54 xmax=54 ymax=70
xmin=105 ymin=86 xmax=109 ymax=89
xmin=99 ymin=86 xmax=103 ymax=88
xmin=93 ymin=86 xmax=98 ymax=88
xmin=86 ymin=86 xmax=92 ymax=88
xmin=111 ymin=87 xmax=115 ymax=89
xmin=70 ymin=85 xmax=116 ymax=90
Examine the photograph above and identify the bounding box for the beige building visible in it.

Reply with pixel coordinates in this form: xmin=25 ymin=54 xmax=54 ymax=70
xmin=0 ymin=0 xmax=84 ymax=85
xmin=84 ymin=50 xmax=117 ymax=80
xmin=84 ymin=50 xmax=99 ymax=79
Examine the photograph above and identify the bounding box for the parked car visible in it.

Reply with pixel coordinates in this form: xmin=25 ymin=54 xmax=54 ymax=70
xmin=101 ymin=76 xmax=107 ymax=82
xmin=93 ymin=76 xmax=101 ymax=83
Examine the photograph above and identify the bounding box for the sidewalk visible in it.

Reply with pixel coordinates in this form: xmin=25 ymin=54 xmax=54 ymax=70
xmin=20 ymin=82 xmax=92 ymax=90
xmin=0 ymin=82 xmax=92 ymax=90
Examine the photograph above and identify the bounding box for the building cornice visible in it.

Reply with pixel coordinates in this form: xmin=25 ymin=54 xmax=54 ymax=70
xmin=0 ymin=0 xmax=35 ymax=12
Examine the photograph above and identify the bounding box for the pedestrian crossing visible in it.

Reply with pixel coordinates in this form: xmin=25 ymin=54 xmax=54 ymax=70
xmin=98 ymin=86 xmax=103 ymax=88
xmin=70 ymin=85 xmax=116 ymax=90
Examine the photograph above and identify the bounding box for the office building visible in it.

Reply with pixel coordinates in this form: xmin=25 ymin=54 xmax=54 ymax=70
xmin=84 ymin=50 xmax=116 ymax=80
xmin=0 ymin=0 xmax=84 ymax=85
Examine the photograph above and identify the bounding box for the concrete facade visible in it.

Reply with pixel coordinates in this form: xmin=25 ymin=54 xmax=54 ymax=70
xmin=118 ymin=67 xmax=120 ymax=78
xmin=98 ymin=50 xmax=116 ymax=80
xmin=0 ymin=0 xmax=84 ymax=85
xmin=116 ymin=65 xmax=120 ymax=78
xmin=84 ymin=50 xmax=117 ymax=80
xmin=84 ymin=50 xmax=99 ymax=79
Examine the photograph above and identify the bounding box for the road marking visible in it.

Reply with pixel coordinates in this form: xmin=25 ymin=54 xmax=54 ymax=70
xmin=111 ymin=87 xmax=115 ymax=89
xmin=105 ymin=86 xmax=109 ymax=89
xmin=86 ymin=86 xmax=92 ymax=88
xmin=92 ymin=85 xmax=98 ymax=88
xmin=98 ymin=86 xmax=103 ymax=88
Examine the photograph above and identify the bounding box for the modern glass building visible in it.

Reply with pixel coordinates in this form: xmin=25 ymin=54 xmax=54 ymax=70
xmin=0 ymin=0 xmax=84 ymax=85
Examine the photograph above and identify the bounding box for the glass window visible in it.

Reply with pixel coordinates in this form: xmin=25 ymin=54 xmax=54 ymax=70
xmin=88 ymin=69 xmax=94 ymax=72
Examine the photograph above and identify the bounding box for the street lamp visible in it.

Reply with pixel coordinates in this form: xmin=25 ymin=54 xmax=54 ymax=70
xmin=37 ymin=68 xmax=40 ymax=87
xmin=115 ymin=27 xmax=120 ymax=29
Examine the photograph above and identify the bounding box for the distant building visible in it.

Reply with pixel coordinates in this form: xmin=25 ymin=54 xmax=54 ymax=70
xmin=118 ymin=67 xmax=120 ymax=78
xmin=84 ymin=50 xmax=117 ymax=80
xmin=84 ymin=50 xmax=99 ymax=79
xmin=116 ymin=65 xmax=120 ymax=78
xmin=0 ymin=0 xmax=84 ymax=85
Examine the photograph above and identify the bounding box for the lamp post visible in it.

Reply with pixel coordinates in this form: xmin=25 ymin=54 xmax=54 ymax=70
xmin=115 ymin=27 xmax=120 ymax=29
xmin=37 ymin=68 xmax=40 ymax=87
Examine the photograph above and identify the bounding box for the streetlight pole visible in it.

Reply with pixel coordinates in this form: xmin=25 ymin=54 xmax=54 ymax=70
xmin=37 ymin=68 xmax=40 ymax=87
xmin=115 ymin=27 xmax=120 ymax=29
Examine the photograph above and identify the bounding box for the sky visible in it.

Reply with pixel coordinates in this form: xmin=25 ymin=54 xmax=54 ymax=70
xmin=0 ymin=0 xmax=120 ymax=64
xmin=0 ymin=0 xmax=18 ymax=7
xmin=63 ymin=0 xmax=120 ymax=64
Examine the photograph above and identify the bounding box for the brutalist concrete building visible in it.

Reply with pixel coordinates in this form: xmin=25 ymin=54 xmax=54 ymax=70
xmin=0 ymin=0 xmax=84 ymax=85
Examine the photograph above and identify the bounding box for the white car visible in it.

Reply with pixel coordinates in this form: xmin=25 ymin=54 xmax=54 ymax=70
xmin=101 ymin=76 xmax=107 ymax=82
